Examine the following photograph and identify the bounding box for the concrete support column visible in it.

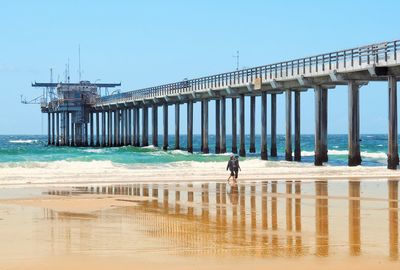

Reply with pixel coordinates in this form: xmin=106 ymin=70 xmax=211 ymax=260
xmin=261 ymin=91 xmax=268 ymax=160
xmin=75 ymin=123 xmax=83 ymax=147
xmin=271 ymin=94 xmax=277 ymax=157
xmin=101 ymin=111 xmax=106 ymax=147
xmin=221 ymin=97 xmax=226 ymax=153
xmin=163 ymin=104 xmax=168 ymax=150
xmin=187 ymin=101 xmax=193 ymax=153
xmin=175 ymin=104 xmax=180 ymax=149
xmin=388 ymin=76 xmax=399 ymax=169
xmin=142 ymin=107 xmax=148 ymax=146
xmin=56 ymin=112 xmax=60 ymax=146
xmin=60 ymin=112 xmax=65 ymax=146
xmin=231 ymin=98 xmax=237 ymax=153
xmin=250 ymin=96 xmax=256 ymax=153
xmin=314 ymin=86 xmax=324 ymax=166
xmin=152 ymin=105 xmax=158 ymax=147
xmin=51 ymin=112 xmax=55 ymax=145
xmin=285 ymin=89 xmax=293 ymax=161
xmin=90 ymin=112 xmax=94 ymax=147
xmin=108 ymin=110 xmax=112 ymax=147
xmin=71 ymin=122 xmax=75 ymax=147
xmin=132 ymin=108 xmax=137 ymax=146
xmin=202 ymin=100 xmax=209 ymax=154
xmin=294 ymin=91 xmax=301 ymax=161
xmin=65 ymin=112 xmax=70 ymax=146
xmin=215 ymin=99 xmax=221 ymax=154
xmin=121 ymin=109 xmax=126 ymax=146
xmin=239 ymin=94 xmax=246 ymax=157
xmin=47 ymin=113 xmax=51 ymax=145
xmin=201 ymin=101 xmax=204 ymax=152
xmin=95 ymin=112 xmax=100 ymax=147
xmin=127 ymin=109 xmax=132 ymax=145
xmin=321 ymin=88 xmax=328 ymax=162
xmin=114 ymin=110 xmax=119 ymax=146
xmin=135 ymin=108 xmax=140 ymax=146
xmin=348 ymin=81 xmax=361 ymax=166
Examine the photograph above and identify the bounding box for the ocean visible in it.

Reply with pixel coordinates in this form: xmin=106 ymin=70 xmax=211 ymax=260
xmin=0 ymin=134 xmax=388 ymax=167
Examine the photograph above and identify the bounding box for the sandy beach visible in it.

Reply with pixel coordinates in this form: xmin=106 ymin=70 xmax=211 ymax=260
xmin=0 ymin=177 xmax=398 ymax=269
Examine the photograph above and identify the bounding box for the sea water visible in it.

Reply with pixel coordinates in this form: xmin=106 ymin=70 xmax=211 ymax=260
xmin=0 ymin=134 xmax=388 ymax=166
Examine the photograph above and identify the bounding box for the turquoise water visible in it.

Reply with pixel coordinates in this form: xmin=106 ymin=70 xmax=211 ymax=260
xmin=0 ymin=134 xmax=389 ymax=166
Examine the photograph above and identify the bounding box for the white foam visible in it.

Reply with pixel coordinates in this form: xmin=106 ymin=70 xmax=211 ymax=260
xmin=9 ymin=139 xmax=38 ymax=144
xmin=82 ymin=149 xmax=105 ymax=154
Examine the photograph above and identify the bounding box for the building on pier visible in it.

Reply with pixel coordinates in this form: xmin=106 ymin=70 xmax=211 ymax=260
xmin=27 ymin=40 xmax=400 ymax=169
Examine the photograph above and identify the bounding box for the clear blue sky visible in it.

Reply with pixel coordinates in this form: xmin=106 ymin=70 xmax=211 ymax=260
xmin=0 ymin=0 xmax=398 ymax=135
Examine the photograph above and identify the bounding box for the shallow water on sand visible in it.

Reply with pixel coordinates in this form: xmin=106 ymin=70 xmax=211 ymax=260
xmin=0 ymin=179 xmax=398 ymax=269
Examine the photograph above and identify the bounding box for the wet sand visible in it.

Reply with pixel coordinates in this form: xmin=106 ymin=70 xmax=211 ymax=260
xmin=0 ymin=179 xmax=399 ymax=269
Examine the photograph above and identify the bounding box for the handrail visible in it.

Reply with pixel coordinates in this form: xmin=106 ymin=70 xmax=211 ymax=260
xmin=98 ymin=39 xmax=400 ymax=105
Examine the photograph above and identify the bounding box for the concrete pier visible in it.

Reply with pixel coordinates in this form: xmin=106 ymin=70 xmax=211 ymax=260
xmin=250 ymin=96 xmax=256 ymax=153
xmin=135 ymin=107 xmax=140 ymax=147
xmin=51 ymin=112 xmax=55 ymax=145
xmin=321 ymin=88 xmax=328 ymax=162
xmin=122 ymin=109 xmax=127 ymax=146
xmin=128 ymin=109 xmax=132 ymax=145
xmin=239 ymin=94 xmax=246 ymax=157
xmin=348 ymin=81 xmax=361 ymax=166
xmin=60 ymin=112 xmax=65 ymax=146
xmin=163 ymin=104 xmax=168 ymax=151
xmin=89 ymin=113 xmax=94 ymax=146
xmin=101 ymin=112 xmax=106 ymax=147
xmin=271 ymin=94 xmax=277 ymax=157
xmin=71 ymin=123 xmax=75 ymax=147
xmin=108 ymin=110 xmax=112 ymax=147
xmin=142 ymin=107 xmax=148 ymax=147
xmin=114 ymin=110 xmax=119 ymax=146
xmin=314 ymin=86 xmax=323 ymax=166
xmin=175 ymin=104 xmax=180 ymax=149
xmin=152 ymin=105 xmax=158 ymax=147
xmin=294 ymin=91 xmax=301 ymax=161
xmin=231 ymin=98 xmax=237 ymax=154
xmin=261 ymin=91 xmax=268 ymax=160
xmin=215 ymin=99 xmax=221 ymax=154
xmin=47 ymin=113 xmax=51 ymax=145
xmin=220 ymin=97 xmax=226 ymax=153
xmin=388 ymin=76 xmax=399 ymax=169
xmin=285 ymin=89 xmax=293 ymax=161
xmin=187 ymin=101 xmax=193 ymax=153
xmin=202 ymin=100 xmax=209 ymax=154
xmin=95 ymin=112 xmax=100 ymax=147
xmin=65 ymin=112 xmax=70 ymax=146
xmin=56 ymin=112 xmax=59 ymax=146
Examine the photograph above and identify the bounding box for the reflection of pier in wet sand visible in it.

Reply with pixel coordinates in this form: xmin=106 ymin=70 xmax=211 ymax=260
xmin=44 ymin=179 xmax=400 ymax=260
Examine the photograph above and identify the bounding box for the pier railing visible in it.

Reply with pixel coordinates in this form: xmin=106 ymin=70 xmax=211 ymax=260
xmin=98 ymin=39 xmax=400 ymax=105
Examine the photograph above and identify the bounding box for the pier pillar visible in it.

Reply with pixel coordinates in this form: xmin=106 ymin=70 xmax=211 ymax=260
xmin=51 ymin=112 xmax=55 ymax=145
xmin=187 ymin=101 xmax=193 ymax=153
xmin=65 ymin=112 xmax=70 ymax=146
xmin=250 ymin=96 xmax=256 ymax=153
xmin=294 ymin=91 xmax=301 ymax=161
xmin=121 ymin=109 xmax=126 ymax=146
xmin=314 ymin=86 xmax=324 ymax=166
xmin=163 ymin=103 xmax=168 ymax=150
xmin=132 ymin=108 xmax=137 ymax=146
xmin=221 ymin=97 xmax=226 ymax=153
xmin=239 ymin=94 xmax=246 ymax=157
xmin=201 ymin=101 xmax=204 ymax=152
xmin=285 ymin=89 xmax=293 ymax=161
xmin=114 ymin=110 xmax=119 ymax=146
xmin=95 ymin=112 xmax=100 ymax=147
xmin=232 ymin=98 xmax=237 ymax=153
xmin=101 ymin=111 xmax=106 ymax=147
xmin=388 ymin=76 xmax=399 ymax=169
xmin=261 ymin=91 xmax=268 ymax=160
xmin=202 ymin=99 xmax=209 ymax=153
xmin=321 ymin=88 xmax=328 ymax=162
xmin=271 ymin=94 xmax=277 ymax=157
xmin=56 ymin=112 xmax=60 ymax=146
xmin=128 ymin=109 xmax=132 ymax=145
xmin=215 ymin=99 xmax=221 ymax=154
xmin=142 ymin=107 xmax=148 ymax=146
xmin=108 ymin=110 xmax=112 ymax=147
xmin=89 ymin=112 xmax=94 ymax=147
xmin=152 ymin=105 xmax=158 ymax=147
xmin=348 ymin=81 xmax=361 ymax=166
xmin=47 ymin=113 xmax=51 ymax=145
xmin=60 ymin=112 xmax=65 ymax=146
xmin=71 ymin=122 xmax=75 ymax=147
xmin=175 ymin=104 xmax=180 ymax=149
xmin=75 ymin=123 xmax=83 ymax=147
xmin=135 ymin=107 xmax=140 ymax=147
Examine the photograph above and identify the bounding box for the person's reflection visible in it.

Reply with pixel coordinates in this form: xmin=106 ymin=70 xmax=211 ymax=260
xmin=349 ymin=180 xmax=361 ymax=256
xmin=316 ymin=180 xmax=329 ymax=257
xmin=389 ymin=180 xmax=398 ymax=260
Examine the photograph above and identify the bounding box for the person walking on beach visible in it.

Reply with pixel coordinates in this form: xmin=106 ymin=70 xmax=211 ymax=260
xmin=226 ymin=155 xmax=235 ymax=182
xmin=233 ymin=155 xmax=241 ymax=180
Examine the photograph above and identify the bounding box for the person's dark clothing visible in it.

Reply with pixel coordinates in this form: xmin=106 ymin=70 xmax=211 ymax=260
xmin=233 ymin=159 xmax=241 ymax=179
xmin=227 ymin=160 xmax=235 ymax=171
